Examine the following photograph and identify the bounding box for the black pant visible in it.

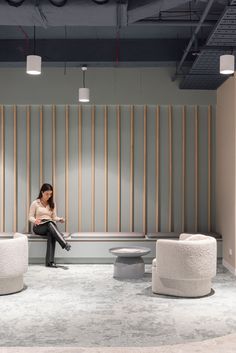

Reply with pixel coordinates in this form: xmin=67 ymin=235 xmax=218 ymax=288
xmin=33 ymin=221 xmax=67 ymax=265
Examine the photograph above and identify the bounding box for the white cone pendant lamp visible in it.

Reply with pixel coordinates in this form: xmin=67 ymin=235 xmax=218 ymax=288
xmin=26 ymin=55 xmax=41 ymax=75
xmin=79 ymin=66 xmax=90 ymax=102
xmin=220 ymin=54 xmax=235 ymax=75
xmin=26 ymin=26 xmax=42 ymax=75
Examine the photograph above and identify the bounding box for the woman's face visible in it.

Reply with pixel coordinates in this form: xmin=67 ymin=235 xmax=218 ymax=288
xmin=42 ymin=190 xmax=52 ymax=201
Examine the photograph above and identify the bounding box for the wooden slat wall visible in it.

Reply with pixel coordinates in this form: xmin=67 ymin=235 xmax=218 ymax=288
xmin=182 ymin=105 xmax=186 ymax=232
xmin=155 ymin=105 xmax=159 ymax=232
xmin=208 ymin=105 xmax=212 ymax=233
xmin=13 ymin=105 xmax=17 ymax=232
xmin=91 ymin=105 xmax=95 ymax=231
xmin=130 ymin=105 xmax=134 ymax=232
xmin=26 ymin=106 xmax=31 ymax=233
xmin=0 ymin=105 xmax=5 ymax=232
xmin=78 ymin=105 xmax=82 ymax=232
xmin=65 ymin=105 xmax=69 ymax=231
xmin=0 ymin=104 xmax=215 ymax=234
xmin=117 ymin=105 xmax=121 ymax=232
xmin=194 ymin=105 xmax=199 ymax=233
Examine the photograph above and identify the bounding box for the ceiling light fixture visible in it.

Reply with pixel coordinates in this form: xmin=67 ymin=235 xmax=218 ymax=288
xmin=49 ymin=0 xmax=67 ymax=6
xmin=92 ymin=0 xmax=109 ymax=4
xmin=6 ymin=0 xmax=25 ymax=6
xmin=26 ymin=26 xmax=41 ymax=75
xmin=220 ymin=54 xmax=235 ymax=75
xmin=79 ymin=66 xmax=90 ymax=103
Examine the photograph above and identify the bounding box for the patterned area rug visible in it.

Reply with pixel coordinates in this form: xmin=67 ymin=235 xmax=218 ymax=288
xmin=0 ymin=265 xmax=235 ymax=347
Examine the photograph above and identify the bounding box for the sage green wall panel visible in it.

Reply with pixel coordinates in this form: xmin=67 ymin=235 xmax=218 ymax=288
xmin=42 ymin=105 xmax=52 ymax=185
xmin=134 ymin=105 xmax=144 ymax=232
xmin=95 ymin=105 xmax=105 ymax=231
xmin=0 ymin=68 xmax=215 ymax=105
xmin=198 ymin=106 xmax=208 ymax=233
xmin=17 ymin=105 xmax=27 ymax=233
xmin=159 ymin=106 xmax=169 ymax=232
xmin=55 ymin=105 xmax=66 ymax=232
xmin=68 ymin=105 xmax=79 ymax=233
xmin=4 ymin=106 xmax=14 ymax=232
xmin=107 ymin=105 xmax=118 ymax=232
xmin=185 ymin=106 xmax=195 ymax=232
xmin=120 ymin=105 xmax=131 ymax=232
xmin=81 ymin=105 xmax=92 ymax=232
xmin=146 ymin=106 xmax=157 ymax=233
xmin=172 ymin=106 xmax=182 ymax=232
xmin=30 ymin=106 xmax=40 ymax=203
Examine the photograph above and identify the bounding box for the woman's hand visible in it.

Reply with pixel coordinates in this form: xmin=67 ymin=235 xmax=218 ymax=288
xmin=59 ymin=218 xmax=65 ymax=223
xmin=34 ymin=218 xmax=41 ymax=225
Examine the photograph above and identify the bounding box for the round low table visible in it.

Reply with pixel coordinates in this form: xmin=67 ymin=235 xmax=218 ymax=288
xmin=109 ymin=246 xmax=151 ymax=279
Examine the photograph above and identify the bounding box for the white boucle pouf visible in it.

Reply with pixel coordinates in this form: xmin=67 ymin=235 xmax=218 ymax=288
xmin=0 ymin=233 xmax=28 ymax=295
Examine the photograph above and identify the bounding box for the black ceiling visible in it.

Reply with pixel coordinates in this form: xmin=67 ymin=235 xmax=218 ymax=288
xmin=0 ymin=0 xmax=234 ymax=89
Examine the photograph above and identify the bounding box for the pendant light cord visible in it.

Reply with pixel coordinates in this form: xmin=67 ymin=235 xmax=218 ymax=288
xmin=33 ymin=25 xmax=36 ymax=55
xmin=83 ymin=69 xmax=85 ymax=88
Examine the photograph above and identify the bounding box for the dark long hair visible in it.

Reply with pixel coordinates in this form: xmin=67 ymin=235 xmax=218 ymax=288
xmin=37 ymin=183 xmax=55 ymax=210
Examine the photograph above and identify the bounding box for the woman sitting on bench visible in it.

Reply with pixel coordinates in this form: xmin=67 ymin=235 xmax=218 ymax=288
xmin=29 ymin=183 xmax=71 ymax=267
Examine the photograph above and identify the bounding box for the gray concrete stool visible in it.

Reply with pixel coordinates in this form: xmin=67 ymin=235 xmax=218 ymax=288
xmin=109 ymin=246 xmax=151 ymax=279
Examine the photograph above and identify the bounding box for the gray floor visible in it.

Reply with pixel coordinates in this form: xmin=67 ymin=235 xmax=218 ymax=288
xmin=0 ymin=264 xmax=236 ymax=347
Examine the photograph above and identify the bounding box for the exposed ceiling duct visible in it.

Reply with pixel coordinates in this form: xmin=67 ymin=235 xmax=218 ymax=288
xmin=92 ymin=0 xmax=110 ymax=4
xmin=0 ymin=0 xmax=232 ymax=90
xmin=179 ymin=0 xmax=236 ymax=89
xmin=5 ymin=0 xmax=25 ymax=6
xmin=49 ymin=0 xmax=67 ymax=6
xmin=0 ymin=0 xmax=128 ymax=26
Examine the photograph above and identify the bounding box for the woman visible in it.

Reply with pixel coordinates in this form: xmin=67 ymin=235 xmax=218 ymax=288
xmin=29 ymin=183 xmax=71 ymax=267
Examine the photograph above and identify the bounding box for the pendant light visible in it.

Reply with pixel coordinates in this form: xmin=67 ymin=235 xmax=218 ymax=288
xmin=220 ymin=54 xmax=235 ymax=75
xmin=79 ymin=66 xmax=90 ymax=102
xmin=26 ymin=26 xmax=41 ymax=75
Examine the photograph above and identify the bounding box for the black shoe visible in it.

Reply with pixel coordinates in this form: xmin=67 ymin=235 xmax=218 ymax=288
xmin=46 ymin=262 xmax=58 ymax=268
xmin=65 ymin=243 xmax=71 ymax=251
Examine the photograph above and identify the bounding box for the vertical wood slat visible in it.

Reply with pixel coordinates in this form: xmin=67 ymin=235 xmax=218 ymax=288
xmin=195 ymin=105 xmax=199 ymax=232
xmin=13 ymin=105 xmax=17 ymax=232
xmin=130 ymin=105 xmax=134 ymax=232
xmin=26 ymin=106 xmax=31 ymax=233
xmin=117 ymin=105 xmax=121 ymax=232
xmin=91 ymin=105 xmax=95 ymax=231
xmin=52 ymin=105 xmax=56 ymax=196
xmin=182 ymin=105 xmax=186 ymax=233
xmin=168 ymin=105 xmax=172 ymax=232
xmin=208 ymin=105 xmax=211 ymax=233
xmin=1 ymin=105 xmax=5 ymax=232
xmin=78 ymin=105 xmax=82 ymax=232
xmin=104 ymin=105 xmax=108 ymax=232
xmin=65 ymin=105 xmax=69 ymax=232
xmin=39 ymin=105 xmax=43 ymax=187
xmin=143 ymin=105 xmax=147 ymax=234
xmin=155 ymin=105 xmax=159 ymax=233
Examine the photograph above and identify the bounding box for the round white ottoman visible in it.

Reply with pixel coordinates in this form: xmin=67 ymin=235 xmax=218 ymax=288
xmin=0 ymin=233 xmax=28 ymax=295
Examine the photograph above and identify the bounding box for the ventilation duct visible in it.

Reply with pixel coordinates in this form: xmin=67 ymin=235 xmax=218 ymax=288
xmin=92 ymin=0 xmax=109 ymax=3
xmin=5 ymin=0 xmax=24 ymax=6
xmin=49 ymin=0 xmax=67 ymax=6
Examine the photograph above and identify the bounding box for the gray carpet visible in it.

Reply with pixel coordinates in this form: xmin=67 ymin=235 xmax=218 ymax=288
xmin=0 ymin=264 xmax=236 ymax=347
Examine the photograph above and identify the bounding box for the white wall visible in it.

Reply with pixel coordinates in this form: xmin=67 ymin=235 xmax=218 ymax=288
xmin=0 ymin=67 xmax=216 ymax=105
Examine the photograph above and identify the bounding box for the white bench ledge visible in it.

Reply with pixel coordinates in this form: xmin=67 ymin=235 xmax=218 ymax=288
xmin=71 ymin=232 xmax=145 ymax=239
xmin=146 ymin=232 xmax=222 ymax=240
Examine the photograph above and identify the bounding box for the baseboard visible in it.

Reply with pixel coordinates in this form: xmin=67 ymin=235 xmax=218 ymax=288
xmin=223 ymin=259 xmax=236 ymax=275
xmin=29 ymin=257 xmax=154 ymax=264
